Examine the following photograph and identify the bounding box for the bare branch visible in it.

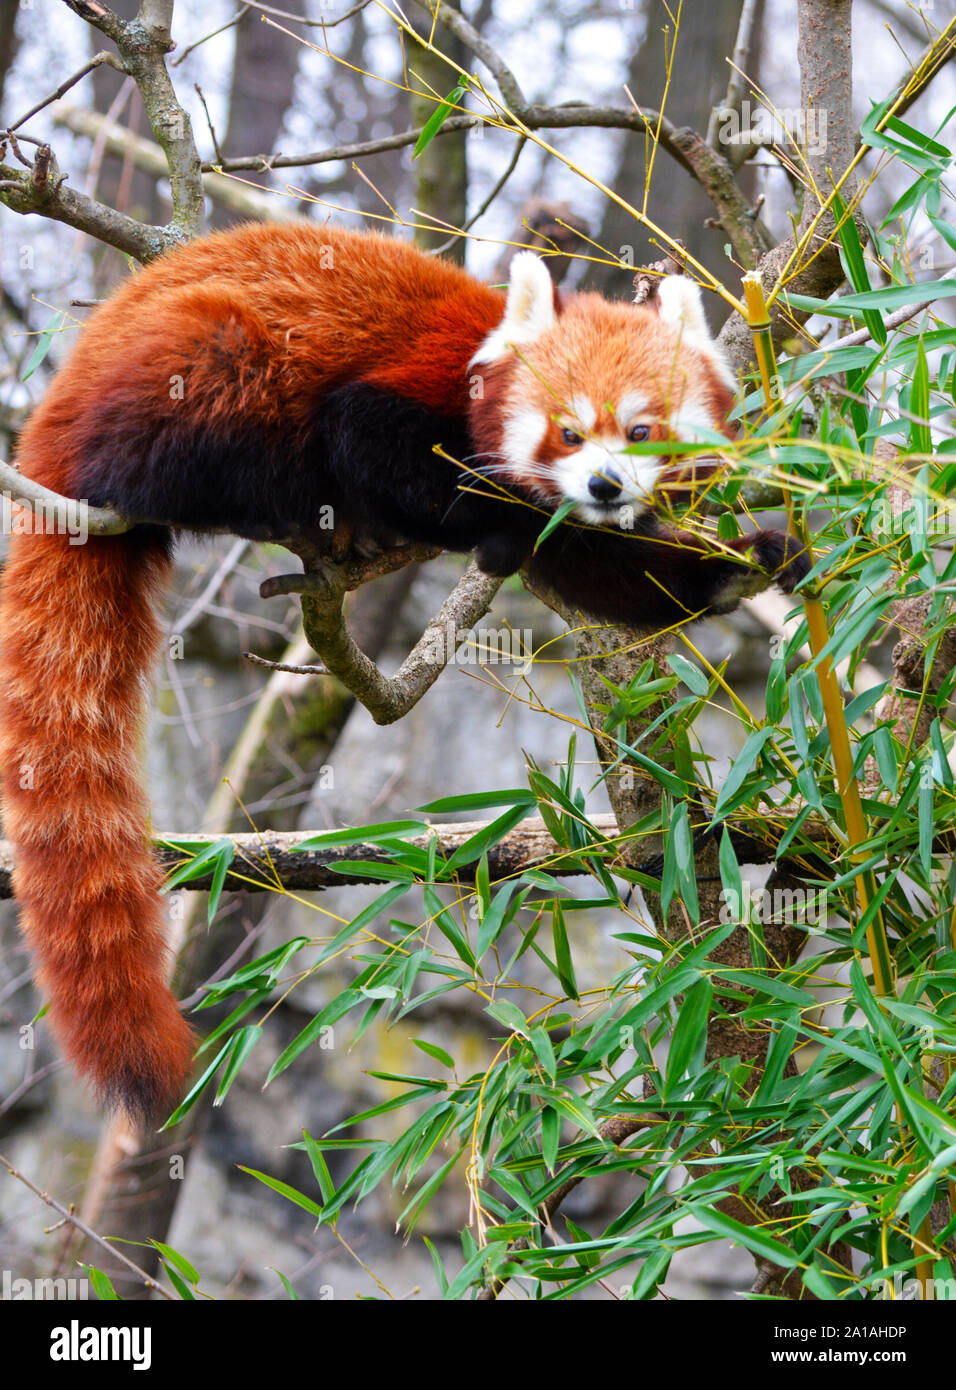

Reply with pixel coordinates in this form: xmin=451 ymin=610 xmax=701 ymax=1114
xmin=706 ymin=0 xmax=760 ymax=149
xmin=0 ymin=1150 xmax=176 ymax=1297
xmin=409 ymin=0 xmax=527 ymax=115
xmin=60 ymin=0 xmax=205 ymax=239
xmin=240 ymin=0 xmax=373 ymax=29
xmin=260 ymin=548 xmax=505 ymax=725
xmin=0 ymin=142 xmax=176 ymax=260
xmin=171 ymin=4 xmax=251 ymax=66
xmin=6 ymin=51 xmax=125 ymax=131
xmin=52 ymin=101 xmax=299 ymax=222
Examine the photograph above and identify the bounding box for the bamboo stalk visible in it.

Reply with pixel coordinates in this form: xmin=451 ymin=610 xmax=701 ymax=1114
xmin=740 ymin=273 xmax=933 ymax=1299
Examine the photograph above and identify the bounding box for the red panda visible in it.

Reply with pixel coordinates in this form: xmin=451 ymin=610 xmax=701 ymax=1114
xmin=0 ymin=223 xmax=806 ymax=1121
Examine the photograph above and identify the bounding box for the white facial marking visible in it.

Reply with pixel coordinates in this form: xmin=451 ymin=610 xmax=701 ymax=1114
xmin=566 ymin=396 xmax=597 ymax=431
xmin=501 ymin=408 xmax=548 ymax=484
xmin=553 ymin=438 xmax=665 ymax=526
xmin=615 ymin=391 xmax=650 ymax=425
xmin=469 ymin=252 xmax=555 ymax=367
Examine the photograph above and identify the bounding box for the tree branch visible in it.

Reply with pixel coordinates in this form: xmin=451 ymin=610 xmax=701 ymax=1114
xmin=259 ymin=546 xmax=505 ymax=725
xmin=409 ymin=0 xmax=527 ymax=115
xmin=60 ymin=0 xmax=204 ymax=240
xmin=0 ymin=457 xmax=132 ymax=534
xmin=51 ymin=101 xmax=300 ymax=223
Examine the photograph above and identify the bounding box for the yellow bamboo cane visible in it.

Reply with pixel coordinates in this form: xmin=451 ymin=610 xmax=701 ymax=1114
xmin=740 ymin=274 xmax=933 ymax=1299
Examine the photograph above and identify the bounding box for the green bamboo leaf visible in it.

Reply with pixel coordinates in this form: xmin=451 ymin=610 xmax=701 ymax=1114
xmin=270 ymin=1268 xmax=302 ymax=1300
xmin=832 ymin=190 xmax=886 ymax=345
xmin=239 ymin=1167 xmax=324 ymax=1219
xmin=314 ymin=883 xmax=410 ymax=968
xmin=910 ymin=341 xmax=932 ymax=456
xmin=475 ymin=882 xmax=528 ymax=961
xmin=418 ymin=789 xmax=536 ymax=813
xmin=161 ymin=836 xmax=236 ymax=892
xmin=214 ymin=1025 xmax=263 ymax=1105
xmin=667 ymin=653 xmax=709 ymax=696
xmin=162 ymin=1266 xmax=195 ymax=1300
xmin=712 ymin=968 xmax=815 ymax=1007
xmin=440 ymin=804 xmax=535 ymax=875
xmin=541 ymin=1104 xmax=560 ymax=1172
xmin=713 ymin=726 xmax=775 ymax=820
xmin=534 ymin=498 xmax=578 ymax=552
xmin=530 ymin=1025 xmax=557 ymax=1080
xmin=301 ymin=1131 xmax=336 ymax=1204
xmin=83 ymin=1266 xmax=119 ymax=1301
xmin=22 ymin=312 xmax=63 ymax=381
xmin=691 ymin=1205 xmax=799 ymax=1267
xmin=486 ymin=998 xmax=529 ymax=1036
xmin=665 ymin=978 xmax=711 ymax=1092
xmin=551 ymin=899 xmax=578 ymax=1000
xmin=412 ymin=83 xmax=467 ymax=159
xmin=295 ymin=820 xmax=427 ymax=849
xmin=413 ymin=1038 xmax=456 ymax=1070
xmin=148 ymin=1241 xmax=199 ymax=1286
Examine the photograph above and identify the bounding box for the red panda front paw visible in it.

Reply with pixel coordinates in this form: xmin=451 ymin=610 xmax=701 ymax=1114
xmin=475 ymin=533 xmax=533 ymax=578
xmin=746 ymin=529 xmax=811 ymax=594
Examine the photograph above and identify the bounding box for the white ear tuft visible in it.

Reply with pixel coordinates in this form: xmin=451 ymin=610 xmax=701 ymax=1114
xmin=655 ymin=275 xmax=712 ymax=347
xmin=655 ymin=275 xmax=736 ymax=389
xmin=470 ymin=252 xmax=556 ymax=366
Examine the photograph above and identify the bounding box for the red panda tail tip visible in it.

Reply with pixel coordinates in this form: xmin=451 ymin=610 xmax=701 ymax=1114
xmin=64 ymin=988 xmax=195 ymax=1127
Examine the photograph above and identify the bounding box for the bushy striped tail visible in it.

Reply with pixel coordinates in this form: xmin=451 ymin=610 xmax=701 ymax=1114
xmin=0 ymin=524 xmax=194 ymax=1122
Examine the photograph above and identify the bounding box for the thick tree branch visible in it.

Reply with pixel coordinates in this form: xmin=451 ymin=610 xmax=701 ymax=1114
xmin=259 ymin=547 xmax=505 ymax=725
xmin=59 ymin=0 xmax=204 ymax=240
xmin=0 ymin=141 xmax=175 ymax=260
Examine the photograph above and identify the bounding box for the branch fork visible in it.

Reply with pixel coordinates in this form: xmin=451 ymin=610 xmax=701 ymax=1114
xmin=253 ymin=540 xmax=505 ymax=725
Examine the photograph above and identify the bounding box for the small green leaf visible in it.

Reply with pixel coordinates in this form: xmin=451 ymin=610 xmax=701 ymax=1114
xmin=294 ymin=820 xmax=427 ymax=849
xmin=486 ymin=998 xmax=529 ymax=1036
xmin=413 ymin=1038 xmax=455 ymax=1070
xmin=534 ymin=498 xmax=578 ymax=552
xmin=22 ymin=312 xmax=63 ymax=381
xmin=148 ymin=1241 xmax=199 ymax=1286
xmin=413 ymin=83 xmax=467 ymax=159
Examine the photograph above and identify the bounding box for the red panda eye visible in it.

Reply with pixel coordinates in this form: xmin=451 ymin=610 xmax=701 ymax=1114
xmin=628 ymin=424 xmax=651 ymax=443
xmin=561 ymin=427 xmax=583 ymax=446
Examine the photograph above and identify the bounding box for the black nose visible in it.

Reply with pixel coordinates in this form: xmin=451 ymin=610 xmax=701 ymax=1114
xmin=588 ymin=469 xmax=623 ymax=502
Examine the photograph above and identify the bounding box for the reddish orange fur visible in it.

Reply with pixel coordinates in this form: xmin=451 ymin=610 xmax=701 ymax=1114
xmin=0 ymin=529 xmax=193 ymax=1120
xmin=0 ymin=225 xmax=503 ymax=1120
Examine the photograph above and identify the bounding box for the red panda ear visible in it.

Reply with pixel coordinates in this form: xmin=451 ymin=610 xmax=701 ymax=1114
xmin=552 ymin=282 xmax=564 ymax=318
xmin=470 ymin=252 xmax=556 ymax=365
xmin=651 ymin=275 xmax=736 ymax=391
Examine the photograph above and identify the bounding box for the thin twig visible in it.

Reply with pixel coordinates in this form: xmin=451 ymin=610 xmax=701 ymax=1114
xmin=428 ymin=134 xmax=527 ymax=256
xmin=0 ymin=1150 xmax=177 ymax=1298
xmin=172 ymin=3 xmax=252 ymax=66
xmin=6 ymin=51 xmax=125 ymax=132
xmin=240 ymin=0 xmax=372 ymax=28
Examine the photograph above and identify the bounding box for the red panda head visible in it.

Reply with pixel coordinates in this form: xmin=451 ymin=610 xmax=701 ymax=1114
xmin=468 ymin=253 xmax=736 ymax=527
